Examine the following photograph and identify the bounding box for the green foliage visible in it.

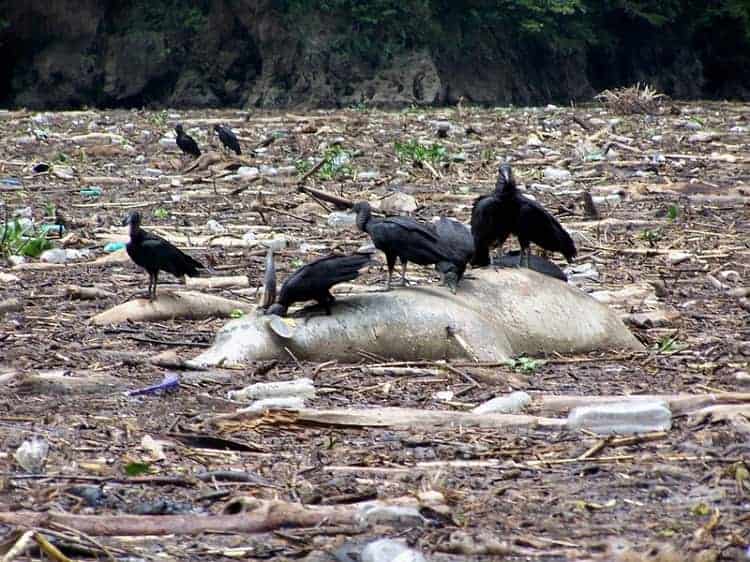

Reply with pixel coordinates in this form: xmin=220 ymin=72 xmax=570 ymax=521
xmin=654 ymin=335 xmax=686 ymax=354
xmin=667 ymin=204 xmax=679 ymax=221
xmin=148 ymin=109 xmax=169 ymax=128
xmin=506 ymin=356 xmax=545 ymax=373
xmin=124 ymin=462 xmax=152 ymax=476
xmin=0 ymin=218 xmax=54 ymax=258
xmin=120 ymin=1 xmax=208 ymax=35
xmin=640 ymin=227 xmax=663 ymax=247
xmin=153 ymin=208 xmax=169 ymax=219
xmin=394 ymin=139 xmax=446 ymax=166
xmin=318 ymin=146 xmax=354 ymax=180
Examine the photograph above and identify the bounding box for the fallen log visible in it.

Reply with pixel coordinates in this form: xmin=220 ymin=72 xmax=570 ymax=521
xmin=90 ymin=291 xmax=252 ymax=325
xmin=0 ymin=494 xmax=444 ymax=536
xmin=211 ymin=406 xmax=565 ymax=431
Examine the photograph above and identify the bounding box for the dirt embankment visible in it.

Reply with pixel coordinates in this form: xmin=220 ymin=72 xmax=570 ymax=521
xmin=2 ymin=1 xmax=749 ymax=109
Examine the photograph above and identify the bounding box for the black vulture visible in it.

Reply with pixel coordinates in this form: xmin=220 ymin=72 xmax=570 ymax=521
xmin=352 ymin=201 xmax=452 ymax=290
xmin=433 ymin=217 xmax=474 ymax=293
xmin=266 ymin=253 xmax=371 ymax=317
xmin=470 ymin=164 xmax=512 ymax=267
xmin=214 ymin=124 xmax=241 ymax=155
xmin=123 ymin=211 xmax=206 ymax=300
xmin=174 ymin=124 xmax=201 ymax=158
xmin=472 ymin=164 xmax=576 ymax=268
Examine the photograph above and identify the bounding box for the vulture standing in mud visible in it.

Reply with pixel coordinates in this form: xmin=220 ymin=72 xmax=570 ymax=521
xmin=471 ymin=163 xmax=576 ymax=268
xmin=214 ymin=124 xmax=241 ymax=155
xmin=266 ymin=253 xmax=371 ymax=317
xmin=352 ymin=201 xmax=454 ymax=290
xmin=123 ymin=211 xmax=206 ymax=300
xmin=175 ymin=124 xmax=201 ymax=158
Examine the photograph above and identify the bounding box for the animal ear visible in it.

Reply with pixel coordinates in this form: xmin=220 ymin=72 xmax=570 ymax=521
xmin=266 ymin=315 xmax=296 ymax=339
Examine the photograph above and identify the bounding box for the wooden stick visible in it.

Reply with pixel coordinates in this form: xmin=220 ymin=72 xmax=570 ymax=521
xmin=297 ymin=185 xmax=353 ymax=208
xmin=0 ymin=496 xmax=439 ymax=537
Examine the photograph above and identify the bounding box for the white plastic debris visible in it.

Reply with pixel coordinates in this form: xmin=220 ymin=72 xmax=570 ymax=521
xmin=472 ymin=391 xmax=531 ymax=414
xmin=237 ymin=166 xmax=259 ymax=178
xmin=14 ymin=436 xmax=49 ymax=473
xmin=542 ymin=167 xmax=572 ymax=183
xmin=242 ymin=230 xmax=256 ymax=245
xmin=205 ymin=219 xmax=226 ymax=234
xmin=8 ymin=255 xmax=26 ymax=266
xmin=14 ymin=206 xmax=33 ymax=218
xmin=327 ymin=211 xmax=357 ymax=229
xmin=358 ymin=170 xmax=380 ymax=180
xmin=158 ymin=136 xmax=177 ymax=149
xmin=567 ymin=262 xmax=599 ymax=283
xmin=259 ymin=165 xmax=278 ymax=176
xmin=689 ymin=132 xmax=719 ymax=143
xmin=260 ymin=236 xmax=287 ymax=251
xmin=143 ymin=168 xmax=163 ymax=177
xmin=434 ymin=390 xmax=454 ymax=402
xmin=567 ymin=400 xmax=672 ymax=435
xmin=667 ymin=252 xmax=692 ymax=265
xmin=361 ymin=539 xmax=427 ymax=562
xmin=40 ymin=248 xmax=90 ymax=264
xmin=277 ymin=166 xmax=297 ymax=176
xmin=729 ymin=126 xmax=747 ymax=134
xmin=237 ymin=397 xmax=306 ymax=413
xmin=229 ymin=377 xmax=316 ymax=402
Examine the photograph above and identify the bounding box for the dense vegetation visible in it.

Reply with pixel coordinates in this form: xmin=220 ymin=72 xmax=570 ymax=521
xmin=274 ymin=0 xmax=750 ymax=97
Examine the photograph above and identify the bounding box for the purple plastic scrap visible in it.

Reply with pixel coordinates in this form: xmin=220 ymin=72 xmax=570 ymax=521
xmin=128 ymin=373 xmax=180 ymax=396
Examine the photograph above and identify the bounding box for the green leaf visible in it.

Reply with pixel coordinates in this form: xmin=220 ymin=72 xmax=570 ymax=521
xmin=124 ymin=462 xmax=151 ymax=476
xmin=229 ymin=309 xmax=245 ymax=319
xmin=667 ymin=205 xmax=679 ymax=220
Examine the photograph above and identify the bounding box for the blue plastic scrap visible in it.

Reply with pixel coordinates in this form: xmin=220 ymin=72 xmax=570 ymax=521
xmin=127 ymin=373 xmax=180 ymax=396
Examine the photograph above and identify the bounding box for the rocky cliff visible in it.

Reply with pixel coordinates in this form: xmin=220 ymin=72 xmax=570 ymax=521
xmin=1 ymin=0 xmax=748 ymax=109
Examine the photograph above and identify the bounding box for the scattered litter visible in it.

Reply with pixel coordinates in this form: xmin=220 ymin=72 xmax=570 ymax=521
xmin=104 ymin=242 xmax=126 ymax=253
xmin=80 ymin=187 xmax=102 ymax=198
xmin=229 ymin=378 xmax=316 ymax=402
xmin=206 ymin=219 xmax=226 ymax=234
xmin=358 ymin=170 xmax=379 ymax=180
xmin=237 ymin=166 xmax=259 ymax=178
xmin=542 ymin=167 xmax=572 ymax=182
xmin=238 ymin=397 xmax=306 ymax=413
xmin=128 ymin=373 xmax=180 ymax=397
xmin=327 ymin=211 xmax=357 ymax=229
xmin=14 ymin=436 xmax=49 ymax=473
xmin=472 ymin=391 xmax=531 ymax=414
xmin=40 ymin=248 xmax=90 ymax=263
xmin=358 ymin=506 xmax=426 ymax=529
xmin=361 ymin=538 xmax=427 ymax=562
xmin=567 ymin=400 xmax=672 ymax=435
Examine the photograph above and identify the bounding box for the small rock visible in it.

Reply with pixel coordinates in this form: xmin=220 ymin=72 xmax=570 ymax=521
xmin=379 ymin=192 xmax=417 ymax=214
xmin=361 ymin=539 xmax=426 ymax=562
xmin=651 ymin=134 xmax=663 ymax=142
xmin=472 ymin=391 xmax=531 ymax=414
xmin=608 ymin=118 xmax=622 ymax=128
xmin=567 ymin=400 xmax=672 ymax=435
xmin=667 ymin=251 xmax=692 ymax=265
xmin=66 ymin=485 xmax=104 ymax=507
xmin=434 ymin=121 xmax=451 ymax=138
xmin=718 ymin=270 xmax=741 ymax=283
xmin=327 ymin=211 xmax=356 ymax=229
xmin=14 ymin=436 xmax=49 ymax=473
xmin=0 ymin=272 xmax=20 ymax=284
xmin=206 ymin=219 xmax=226 ymax=234
xmin=739 ymin=298 xmax=750 ymax=312
xmin=542 ymin=167 xmax=572 ymax=183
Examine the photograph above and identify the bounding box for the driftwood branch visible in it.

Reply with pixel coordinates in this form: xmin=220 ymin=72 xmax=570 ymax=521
xmin=297 ymin=185 xmax=353 ymax=208
xmin=212 ymin=406 xmax=565 ymax=431
xmin=0 ymin=495 xmax=442 ymax=537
